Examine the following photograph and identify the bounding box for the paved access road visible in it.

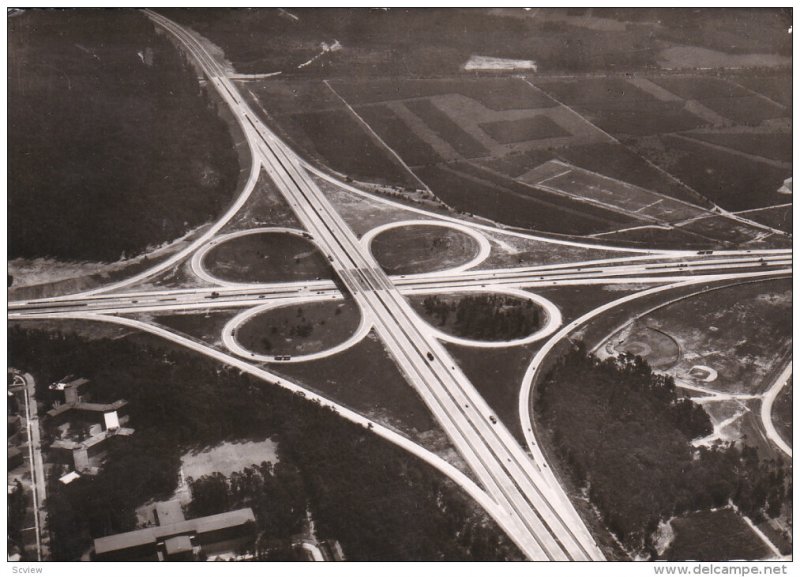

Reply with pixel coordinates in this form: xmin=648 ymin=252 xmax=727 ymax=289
xmin=7 ymin=8 xmax=791 ymax=562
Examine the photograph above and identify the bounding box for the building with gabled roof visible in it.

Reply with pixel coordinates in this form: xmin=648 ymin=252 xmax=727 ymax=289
xmin=93 ymin=507 xmax=256 ymax=561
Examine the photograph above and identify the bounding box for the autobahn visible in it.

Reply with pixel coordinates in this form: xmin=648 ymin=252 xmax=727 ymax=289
xmin=143 ymin=9 xmax=606 ymax=561
xmin=8 ymin=8 xmax=791 ymax=562
xmin=9 ymin=251 xmax=791 ymax=317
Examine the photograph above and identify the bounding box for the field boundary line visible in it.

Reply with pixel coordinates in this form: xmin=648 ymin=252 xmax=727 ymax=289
xmin=323 ymin=80 xmax=432 ymax=194
xmin=733 ymin=203 xmax=793 ymax=215
xmin=673 ymin=133 xmax=791 ymax=170
xmin=535 ymin=182 xmax=661 ymax=225
xmin=518 ymin=77 xmax=617 ymax=144
xmin=587 ymin=224 xmax=672 ymax=238
xmin=726 ymin=78 xmax=788 ymax=112
xmin=520 ymin=77 xmax=717 ymax=208
xmin=536 ymin=168 xmax=573 ymax=186
xmin=305 ymin=161 xmax=679 ymax=254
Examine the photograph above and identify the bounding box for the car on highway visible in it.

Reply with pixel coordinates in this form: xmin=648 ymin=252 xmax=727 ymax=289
xmin=489 ymin=416 xmax=498 ymax=425
xmin=426 ymin=352 xmax=434 ymax=361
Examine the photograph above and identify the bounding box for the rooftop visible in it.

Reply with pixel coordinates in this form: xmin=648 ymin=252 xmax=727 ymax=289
xmin=94 ymin=508 xmax=256 ymax=557
xmin=154 ymin=500 xmax=185 ymax=526
xmin=46 ymin=399 xmax=127 ymax=420
xmin=164 ymin=535 xmax=193 ymax=556
xmin=50 ymin=377 xmax=89 ymax=391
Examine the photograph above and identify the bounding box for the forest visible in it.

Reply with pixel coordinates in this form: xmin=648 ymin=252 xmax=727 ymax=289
xmin=535 ymin=344 xmax=791 ymax=557
xmin=9 ymin=326 xmax=521 ymax=561
xmin=9 ymin=10 xmax=239 ymax=263
xmin=420 ymin=294 xmax=543 ymax=340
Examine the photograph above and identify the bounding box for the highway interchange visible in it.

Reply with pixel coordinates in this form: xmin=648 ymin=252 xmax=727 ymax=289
xmin=8 ymin=10 xmax=792 ymax=561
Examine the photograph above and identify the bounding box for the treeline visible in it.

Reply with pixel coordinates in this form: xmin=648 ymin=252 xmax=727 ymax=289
xmin=188 ymin=462 xmax=308 ymax=550
xmin=535 ymin=344 xmax=791 ymax=557
xmin=9 ymin=326 xmax=522 ymax=561
xmin=7 ymin=480 xmax=28 ymax=558
xmin=421 ymin=294 xmax=543 ymax=340
xmin=9 ymin=10 xmax=239 ymax=262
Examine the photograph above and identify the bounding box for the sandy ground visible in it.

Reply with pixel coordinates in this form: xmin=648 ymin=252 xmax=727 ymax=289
xmin=180 ymin=438 xmax=279 ymax=480
xmin=657 ymin=46 xmax=792 ymax=69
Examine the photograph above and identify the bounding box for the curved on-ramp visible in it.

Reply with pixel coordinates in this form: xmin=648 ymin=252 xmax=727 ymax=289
xmin=190 ymin=226 xmax=323 ymax=288
xmin=26 ymin=308 xmax=531 ymax=559
xmin=760 ymin=363 xmax=792 ymax=459
xmin=517 ymin=270 xmax=793 ymax=525
xmin=362 ymin=219 xmax=492 ymax=276
xmin=221 ymin=293 xmax=374 ymax=363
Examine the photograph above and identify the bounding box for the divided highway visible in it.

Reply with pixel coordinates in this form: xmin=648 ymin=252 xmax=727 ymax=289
xmin=8 ymin=9 xmax=791 ymax=562
xmin=10 ymin=253 xmax=791 ymax=317
xmin=143 ymin=9 xmax=605 ymax=561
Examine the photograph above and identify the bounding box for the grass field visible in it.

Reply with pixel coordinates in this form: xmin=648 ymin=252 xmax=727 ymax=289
xmin=357 ymin=104 xmax=444 ymax=167
xmin=534 ymin=78 xmax=709 ymax=136
xmin=482 ymin=142 xmax=704 ymax=205
xmin=535 ymin=77 xmax=661 ymax=105
xmin=632 ymin=135 xmax=790 ymax=211
xmin=204 ymin=232 xmax=333 ymax=284
xmin=371 ymin=224 xmax=480 ymax=275
xmin=608 ymin=279 xmax=792 ymax=396
xmin=415 ymin=163 xmax=635 ymax=235
xmin=236 ymin=299 xmax=361 ymax=356
xmin=154 ymin=310 xmax=239 ymax=346
xmin=479 ymin=116 xmax=570 ymax=144
xmin=291 ymin=108 xmax=418 ymax=182
xmin=447 ymin=343 xmax=537 ymax=443
xmin=675 ymin=215 xmax=776 ymax=245
xmin=645 ymin=76 xmax=787 ymax=126
xmin=696 ymin=97 xmax=787 ymax=126
xmin=167 ymin=10 xmax=790 ymax=248
xmin=743 ymin=205 xmax=793 ymax=235
xmin=529 ymin=285 xmax=646 ymax=326
xmin=475 ymin=230 xmax=624 ymax=270
xmin=686 ymin=132 xmax=792 ymax=164
xmin=650 ymin=76 xmax=750 ymax=101
xmin=404 ymin=99 xmax=488 ymax=158
xmin=221 ymin=169 xmax=302 ymax=232
xmin=585 ymin=105 xmax=708 ymax=137
xmin=330 ymin=77 xmax=557 ymax=110
xmin=523 ymin=160 xmax=708 ymax=224
xmin=734 ymin=73 xmax=792 ymax=108
xmin=595 ymin=227 xmax=731 ymax=251
xmin=271 ymin=332 xmax=448 ymax=447
xmin=242 ymin=80 xmax=419 ymax=188
xmin=443 ymin=284 xmax=647 ymax=444
xmin=663 ymin=508 xmax=772 ymax=561
xmin=614 ymin=325 xmax=681 ymax=371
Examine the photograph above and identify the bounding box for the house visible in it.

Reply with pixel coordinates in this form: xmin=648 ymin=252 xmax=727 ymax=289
xmin=49 ymin=377 xmax=89 ymax=405
xmin=49 ymin=427 xmax=134 ymax=472
xmin=46 ymin=399 xmax=128 ymax=428
xmin=59 ymin=471 xmax=81 ymax=485
xmin=93 ymin=508 xmax=257 ymax=561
